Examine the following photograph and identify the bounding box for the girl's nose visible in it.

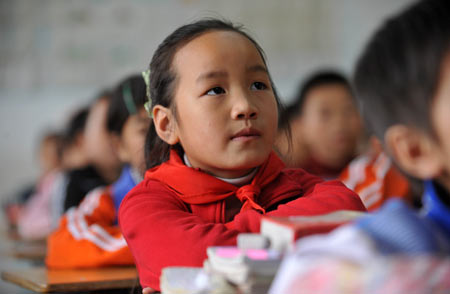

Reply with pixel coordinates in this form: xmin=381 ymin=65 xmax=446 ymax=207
xmin=231 ymin=92 xmax=258 ymax=120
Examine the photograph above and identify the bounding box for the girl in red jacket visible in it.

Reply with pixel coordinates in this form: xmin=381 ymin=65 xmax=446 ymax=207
xmin=118 ymin=18 xmax=366 ymax=291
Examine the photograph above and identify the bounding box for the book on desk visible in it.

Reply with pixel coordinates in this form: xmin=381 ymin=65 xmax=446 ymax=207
xmin=261 ymin=210 xmax=366 ymax=252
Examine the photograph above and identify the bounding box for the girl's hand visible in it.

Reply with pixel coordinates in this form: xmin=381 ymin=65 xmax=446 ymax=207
xmin=142 ymin=287 xmax=155 ymax=294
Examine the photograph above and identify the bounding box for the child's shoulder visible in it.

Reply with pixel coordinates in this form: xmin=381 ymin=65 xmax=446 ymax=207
xmin=120 ymin=177 xmax=188 ymax=210
xmin=279 ymin=167 xmax=324 ymax=187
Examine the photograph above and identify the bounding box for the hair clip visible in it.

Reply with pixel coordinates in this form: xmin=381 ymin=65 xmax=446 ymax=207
xmin=142 ymin=69 xmax=153 ymax=118
xmin=122 ymin=82 xmax=137 ymax=115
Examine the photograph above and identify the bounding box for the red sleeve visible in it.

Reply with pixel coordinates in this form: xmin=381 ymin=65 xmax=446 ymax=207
xmin=118 ymin=180 xmax=260 ymax=290
xmin=269 ymin=179 xmax=367 ymax=216
xmin=46 ymin=187 xmax=134 ymax=268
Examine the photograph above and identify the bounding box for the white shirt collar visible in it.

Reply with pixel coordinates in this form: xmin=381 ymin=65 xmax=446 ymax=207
xmin=183 ymin=153 xmax=257 ymax=187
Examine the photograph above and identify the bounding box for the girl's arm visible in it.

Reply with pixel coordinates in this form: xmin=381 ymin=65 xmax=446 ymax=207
xmin=118 ymin=181 xmax=264 ymax=290
xmin=268 ymin=179 xmax=367 ymax=217
xmin=119 ymin=174 xmax=365 ymax=290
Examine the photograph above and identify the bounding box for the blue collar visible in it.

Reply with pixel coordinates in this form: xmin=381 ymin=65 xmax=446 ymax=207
xmin=111 ymin=166 xmax=139 ymax=212
xmin=423 ymin=180 xmax=450 ymax=238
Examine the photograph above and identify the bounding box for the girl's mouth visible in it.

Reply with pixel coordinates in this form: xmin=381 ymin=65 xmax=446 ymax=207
xmin=231 ymin=128 xmax=261 ymax=141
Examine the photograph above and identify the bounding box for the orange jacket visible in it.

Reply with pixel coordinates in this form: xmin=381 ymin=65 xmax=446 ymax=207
xmin=46 ymin=186 xmax=134 ymax=268
xmin=339 ymin=150 xmax=410 ymax=211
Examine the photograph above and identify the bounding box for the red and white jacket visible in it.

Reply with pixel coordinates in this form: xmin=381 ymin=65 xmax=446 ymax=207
xmin=46 ymin=186 xmax=134 ymax=268
xmin=339 ymin=150 xmax=411 ymax=211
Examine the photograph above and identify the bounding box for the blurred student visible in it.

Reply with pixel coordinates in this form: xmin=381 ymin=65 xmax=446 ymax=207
xmin=271 ymin=1 xmax=450 ymax=292
xmin=276 ymin=71 xmax=363 ymax=179
xmin=46 ymin=74 xmax=149 ymax=268
xmin=63 ymin=92 xmax=122 ymax=211
xmin=119 ymin=19 xmax=366 ymax=291
xmin=14 ymin=131 xmax=64 ymax=239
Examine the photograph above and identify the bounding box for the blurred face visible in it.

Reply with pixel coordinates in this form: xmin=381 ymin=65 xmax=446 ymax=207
xmin=170 ymin=30 xmax=278 ymax=178
xmin=84 ymin=97 xmax=121 ymax=177
xmin=116 ymin=107 xmax=150 ymax=174
xmin=431 ymin=53 xmax=450 ymax=191
xmin=299 ymin=84 xmax=362 ymax=168
xmin=39 ymin=137 xmax=61 ymax=174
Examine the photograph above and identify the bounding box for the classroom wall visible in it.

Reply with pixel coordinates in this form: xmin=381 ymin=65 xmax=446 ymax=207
xmin=0 ymin=0 xmax=413 ymax=200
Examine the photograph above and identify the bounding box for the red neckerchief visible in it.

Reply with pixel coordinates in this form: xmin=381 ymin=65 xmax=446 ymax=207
xmin=144 ymin=150 xmax=285 ymax=214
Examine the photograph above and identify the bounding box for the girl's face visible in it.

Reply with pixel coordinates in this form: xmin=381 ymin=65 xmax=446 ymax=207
xmin=116 ymin=107 xmax=151 ymax=174
xmin=170 ymin=30 xmax=278 ymax=178
xmin=299 ymin=84 xmax=362 ymax=168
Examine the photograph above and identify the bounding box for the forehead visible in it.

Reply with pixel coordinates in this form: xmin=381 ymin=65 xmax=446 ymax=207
xmin=304 ymin=84 xmax=353 ymax=107
xmin=172 ymin=30 xmax=265 ymax=75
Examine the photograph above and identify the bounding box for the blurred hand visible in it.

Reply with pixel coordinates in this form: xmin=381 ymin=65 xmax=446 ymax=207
xmin=142 ymin=287 xmax=154 ymax=294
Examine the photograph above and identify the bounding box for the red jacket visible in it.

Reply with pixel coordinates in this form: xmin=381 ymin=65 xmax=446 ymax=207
xmin=119 ymin=151 xmax=365 ymax=290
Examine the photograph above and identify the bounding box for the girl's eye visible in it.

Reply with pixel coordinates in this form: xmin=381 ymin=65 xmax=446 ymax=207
xmin=251 ymin=82 xmax=268 ymax=91
xmin=206 ymin=87 xmax=226 ymax=95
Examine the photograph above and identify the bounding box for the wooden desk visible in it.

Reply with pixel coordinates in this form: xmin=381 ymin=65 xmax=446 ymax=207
xmin=1 ymin=266 xmax=139 ymax=293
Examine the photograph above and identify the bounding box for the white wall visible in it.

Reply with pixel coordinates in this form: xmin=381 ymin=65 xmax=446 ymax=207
xmin=0 ymin=0 xmax=414 ymax=199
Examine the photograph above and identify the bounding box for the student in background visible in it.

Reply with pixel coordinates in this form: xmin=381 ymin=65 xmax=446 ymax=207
xmin=46 ymin=74 xmax=149 ymax=268
xmin=63 ymin=92 xmax=122 ymax=211
xmin=276 ymin=71 xmax=363 ymax=179
xmin=277 ymin=71 xmax=411 ymax=211
xmin=119 ymin=19 xmax=366 ymax=291
xmin=14 ymin=131 xmax=64 ymax=240
xmin=270 ymin=1 xmax=450 ymax=292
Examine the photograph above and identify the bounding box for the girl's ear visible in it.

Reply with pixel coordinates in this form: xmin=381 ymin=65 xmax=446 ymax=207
xmin=384 ymin=125 xmax=443 ymax=180
xmin=153 ymin=105 xmax=179 ymax=145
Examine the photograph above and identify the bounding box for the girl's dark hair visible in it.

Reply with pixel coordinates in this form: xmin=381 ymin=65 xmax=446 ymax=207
xmin=353 ymin=0 xmax=450 ymax=142
xmin=145 ymin=18 xmax=289 ymax=169
xmin=107 ymin=74 xmax=147 ymax=135
xmin=279 ymin=70 xmax=352 ymax=129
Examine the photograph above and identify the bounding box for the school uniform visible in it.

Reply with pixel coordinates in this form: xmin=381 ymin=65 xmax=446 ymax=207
xmin=339 ymin=150 xmax=411 ymax=211
xmin=46 ymin=166 xmax=137 ymax=268
xmin=63 ymin=165 xmax=108 ymax=211
xmin=356 ymin=180 xmax=450 ymax=253
xmin=119 ymin=150 xmax=366 ymax=290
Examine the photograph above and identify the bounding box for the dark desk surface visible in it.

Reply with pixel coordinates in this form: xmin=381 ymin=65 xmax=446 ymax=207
xmin=1 ymin=266 xmax=139 ymax=293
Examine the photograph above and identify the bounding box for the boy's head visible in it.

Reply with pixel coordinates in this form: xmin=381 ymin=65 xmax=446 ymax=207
xmin=61 ymin=106 xmax=90 ymax=169
xmin=283 ymin=71 xmax=362 ymax=170
xmin=354 ymin=0 xmax=450 ymax=188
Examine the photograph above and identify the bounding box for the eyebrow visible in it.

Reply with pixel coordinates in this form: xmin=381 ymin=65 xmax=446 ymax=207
xmin=246 ymin=64 xmax=268 ymax=74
